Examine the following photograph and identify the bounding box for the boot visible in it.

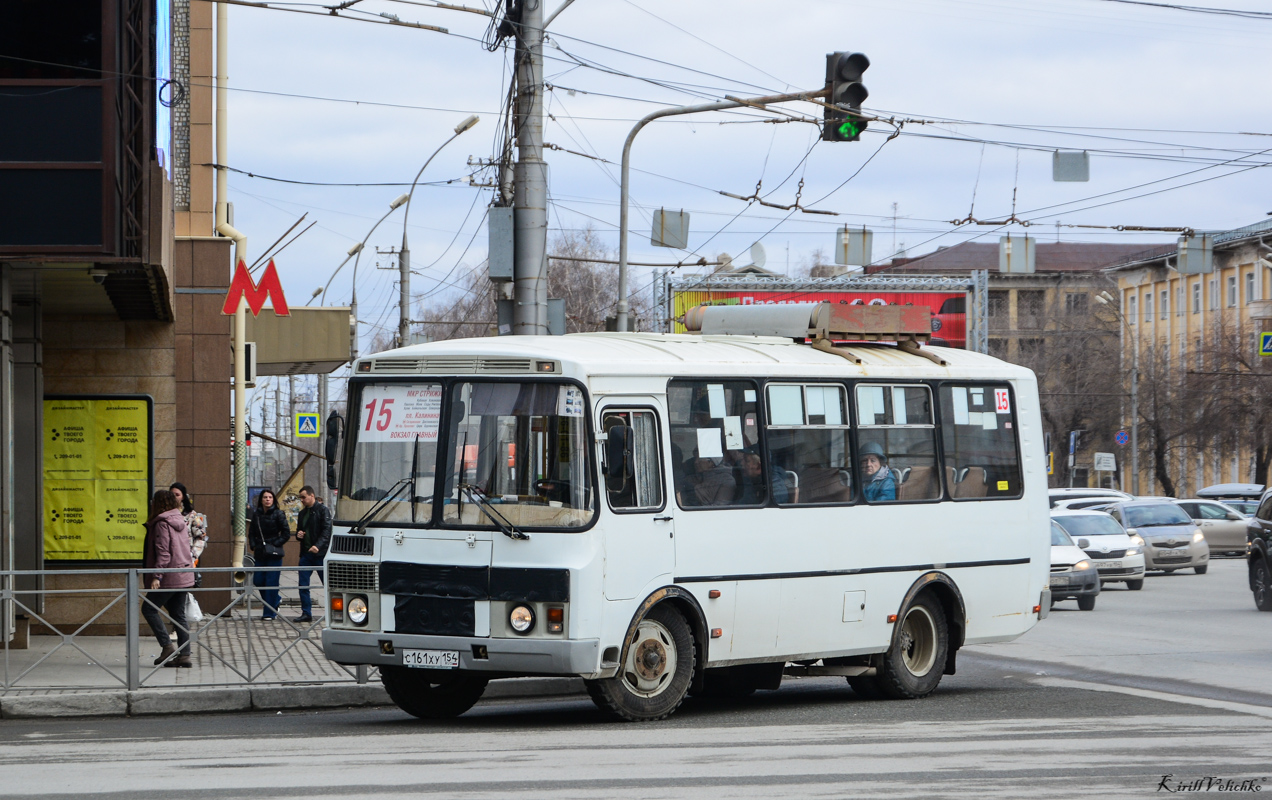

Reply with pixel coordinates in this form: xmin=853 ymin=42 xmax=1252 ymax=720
xmin=153 ymin=643 xmax=176 ymax=666
xmin=171 ymin=654 xmax=192 ymax=668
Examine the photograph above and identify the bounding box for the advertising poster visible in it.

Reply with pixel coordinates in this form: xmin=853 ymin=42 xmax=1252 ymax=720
xmin=43 ymin=396 xmax=152 ymax=561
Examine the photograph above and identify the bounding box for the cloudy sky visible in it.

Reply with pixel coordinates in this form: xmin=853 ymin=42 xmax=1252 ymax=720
xmin=221 ymin=0 xmax=1272 ymax=347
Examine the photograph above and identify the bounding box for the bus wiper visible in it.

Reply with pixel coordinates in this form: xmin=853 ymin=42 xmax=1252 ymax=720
xmin=458 ymin=483 xmax=530 ymax=541
xmin=410 ymin=434 xmax=421 ymax=525
xmin=350 ymin=477 xmax=412 ymax=536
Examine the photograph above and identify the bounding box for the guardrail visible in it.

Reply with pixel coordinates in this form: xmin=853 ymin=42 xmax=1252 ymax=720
xmin=1 ymin=566 xmax=372 ymax=693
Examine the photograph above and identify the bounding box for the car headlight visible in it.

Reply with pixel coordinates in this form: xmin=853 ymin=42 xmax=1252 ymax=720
xmin=1192 ymin=531 xmax=1205 ymax=543
xmin=1074 ymin=560 xmax=1091 ymax=571
xmin=1125 ymin=546 xmax=1141 ymax=555
xmin=347 ymin=595 xmax=369 ymax=626
xmin=509 ymin=604 xmax=535 ymax=634
xmin=1130 ymin=535 xmax=1145 ymax=546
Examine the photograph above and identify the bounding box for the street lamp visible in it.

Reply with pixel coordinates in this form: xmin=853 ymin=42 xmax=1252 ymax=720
xmin=1096 ymin=290 xmax=1139 ymax=495
xmin=319 ymin=193 xmax=410 ymax=361
xmin=398 ymin=114 xmax=480 ymax=347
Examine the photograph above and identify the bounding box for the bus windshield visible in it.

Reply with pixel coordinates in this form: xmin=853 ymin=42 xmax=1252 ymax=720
xmin=442 ymin=381 xmax=594 ymax=530
xmin=338 ymin=382 xmax=443 ymax=525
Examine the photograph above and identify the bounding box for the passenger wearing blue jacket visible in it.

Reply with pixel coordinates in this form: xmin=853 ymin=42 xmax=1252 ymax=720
xmin=860 ymin=442 xmax=896 ymax=502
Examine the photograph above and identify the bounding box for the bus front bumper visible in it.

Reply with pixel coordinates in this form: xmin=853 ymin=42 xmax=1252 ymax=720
xmin=322 ymin=629 xmax=602 ymax=676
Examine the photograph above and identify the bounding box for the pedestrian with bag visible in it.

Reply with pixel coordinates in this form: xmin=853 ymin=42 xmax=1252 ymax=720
xmin=141 ymin=489 xmax=194 ymax=668
xmin=294 ymin=485 xmax=332 ymax=623
xmin=248 ymin=488 xmax=289 ymax=620
xmin=169 ymin=481 xmax=208 ymax=578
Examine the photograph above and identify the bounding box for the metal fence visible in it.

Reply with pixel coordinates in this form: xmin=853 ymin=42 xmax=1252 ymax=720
xmin=0 ymin=566 xmax=372 ymax=693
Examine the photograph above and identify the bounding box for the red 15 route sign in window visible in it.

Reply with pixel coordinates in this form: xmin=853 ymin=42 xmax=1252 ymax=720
xmin=358 ymin=384 xmax=442 ymax=442
xmin=994 ymin=388 xmax=1011 ymax=414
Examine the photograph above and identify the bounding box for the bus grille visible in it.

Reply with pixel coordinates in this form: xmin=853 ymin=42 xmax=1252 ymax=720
xmin=328 ymin=561 xmax=379 ymax=592
xmin=329 ymin=534 xmax=374 ymax=556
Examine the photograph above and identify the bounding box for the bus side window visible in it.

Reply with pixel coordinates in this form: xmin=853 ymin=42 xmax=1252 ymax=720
xmin=667 ymin=380 xmax=761 ymax=509
xmin=855 ymin=384 xmax=940 ymax=503
xmin=938 ymin=384 xmax=1023 ymax=500
xmin=765 ymin=383 xmax=853 ymax=506
xmin=603 ymin=409 xmax=664 ymax=511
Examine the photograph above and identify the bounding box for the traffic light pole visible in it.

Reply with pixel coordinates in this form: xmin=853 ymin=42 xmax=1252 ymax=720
xmin=616 ymin=89 xmax=829 ymax=333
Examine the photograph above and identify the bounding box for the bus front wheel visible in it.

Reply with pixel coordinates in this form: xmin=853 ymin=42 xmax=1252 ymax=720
xmin=877 ymin=593 xmax=948 ymax=700
xmin=586 ymin=604 xmax=695 ymax=722
xmin=380 ymin=666 xmax=488 ymax=719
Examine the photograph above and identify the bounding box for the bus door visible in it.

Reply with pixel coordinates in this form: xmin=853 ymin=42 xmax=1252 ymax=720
xmin=598 ymin=403 xmax=673 ymax=600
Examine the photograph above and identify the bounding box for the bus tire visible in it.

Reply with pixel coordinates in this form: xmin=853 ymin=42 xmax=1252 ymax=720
xmin=585 ymin=604 xmax=695 ymax=722
xmin=877 ymin=593 xmax=948 ymax=700
xmin=847 ymin=675 xmax=885 ymax=699
xmin=380 ymin=666 xmax=488 ymax=719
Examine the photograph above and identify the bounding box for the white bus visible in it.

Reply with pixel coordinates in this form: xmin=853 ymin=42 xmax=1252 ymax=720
xmin=321 ymin=305 xmax=1051 ymax=721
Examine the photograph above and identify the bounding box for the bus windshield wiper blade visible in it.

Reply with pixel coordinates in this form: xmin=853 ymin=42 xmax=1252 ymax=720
xmin=351 ymin=477 xmax=411 ymax=535
xmin=458 ymin=484 xmax=529 ymax=541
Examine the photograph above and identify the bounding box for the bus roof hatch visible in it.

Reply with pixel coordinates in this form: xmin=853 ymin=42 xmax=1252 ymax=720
xmin=683 ymin=302 xmax=932 ymax=344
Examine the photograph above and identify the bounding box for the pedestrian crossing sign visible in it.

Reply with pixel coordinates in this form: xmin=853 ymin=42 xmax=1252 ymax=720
xmin=1261 ymin=332 xmax=1272 ymax=357
xmin=295 ymin=412 xmax=320 ymax=438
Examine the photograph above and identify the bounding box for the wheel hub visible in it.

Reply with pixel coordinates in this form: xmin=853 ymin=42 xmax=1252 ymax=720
xmin=634 ymin=638 xmax=667 ymax=681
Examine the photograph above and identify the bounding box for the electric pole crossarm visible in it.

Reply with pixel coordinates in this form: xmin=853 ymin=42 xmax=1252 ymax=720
xmin=616 ymin=89 xmax=830 ymax=332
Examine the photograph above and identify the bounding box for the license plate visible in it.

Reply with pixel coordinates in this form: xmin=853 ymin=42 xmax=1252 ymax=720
xmin=1158 ymin=548 xmax=1187 ymax=558
xmin=401 ymin=649 xmax=460 ymax=669
xmin=1095 ymin=561 xmax=1122 ymax=570
xmin=1050 ymin=575 xmax=1070 ymax=587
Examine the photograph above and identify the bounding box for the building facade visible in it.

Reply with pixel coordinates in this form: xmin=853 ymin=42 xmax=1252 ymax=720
xmin=0 ymin=0 xmax=229 ymax=636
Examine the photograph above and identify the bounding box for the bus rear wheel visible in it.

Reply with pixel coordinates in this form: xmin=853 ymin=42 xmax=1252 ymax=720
xmin=586 ymin=604 xmax=695 ymax=721
xmin=380 ymin=666 xmax=488 ymax=719
xmin=877 ymin=593 xmax=948 ymax=700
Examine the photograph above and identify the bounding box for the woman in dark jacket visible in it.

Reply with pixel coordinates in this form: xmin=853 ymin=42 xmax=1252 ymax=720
xmin=141 ymin=490 xmax=194 ymax=667
xmin=249 ymin=488 xmax=289 ymax=620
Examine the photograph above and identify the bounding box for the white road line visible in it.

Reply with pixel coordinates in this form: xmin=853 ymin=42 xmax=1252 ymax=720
xmin=1033 ymin=676 xmax=1272 ymax=719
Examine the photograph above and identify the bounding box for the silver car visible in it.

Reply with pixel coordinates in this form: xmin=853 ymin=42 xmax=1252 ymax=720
xmin=1173 ymin=499 xmax=1248 ymax=556
xmin=1051 ymin=509 xmax=1146 ymax=589
xmin=1097 ymin=501 xmax=1210 ymax=575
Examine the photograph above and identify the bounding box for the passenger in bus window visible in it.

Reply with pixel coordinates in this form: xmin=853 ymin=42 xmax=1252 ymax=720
xmin=681 ymin=452 xmax=736 ymax=507
xmin=859 ymin=442 xmax=896 ymax=502
xmin=737 ymin=452 xmax=786 ymax=504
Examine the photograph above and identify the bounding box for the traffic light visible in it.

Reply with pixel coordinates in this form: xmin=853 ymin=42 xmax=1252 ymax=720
xmin=823 ymin=51 xmax=870 ymax=142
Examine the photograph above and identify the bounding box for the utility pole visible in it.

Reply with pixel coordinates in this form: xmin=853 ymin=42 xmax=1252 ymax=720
xmin=512 ymin=0 xmax=548 ymax=335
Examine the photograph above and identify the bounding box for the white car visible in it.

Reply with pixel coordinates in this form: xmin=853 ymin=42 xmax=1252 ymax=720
xmin=1048 ymin=488 xmax=1133 ymax=509
xmin=1051 ymin=509 xmax=1147 ymax=590
xmin=1050 ymin=521 xmax=1101 ymax=610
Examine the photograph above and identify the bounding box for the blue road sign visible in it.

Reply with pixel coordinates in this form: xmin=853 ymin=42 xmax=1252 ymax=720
xmin=1260 ymin=332 xmax=1272 ymax=357
xmin=1115 ymin=430 xmax=1129 ymax=446
xmin=295 ymin=412 xmax=320 ymax=438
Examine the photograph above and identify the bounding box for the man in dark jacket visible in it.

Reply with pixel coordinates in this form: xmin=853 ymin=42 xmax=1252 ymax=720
xmin=294 ymin=485 xmax=332 ymax=622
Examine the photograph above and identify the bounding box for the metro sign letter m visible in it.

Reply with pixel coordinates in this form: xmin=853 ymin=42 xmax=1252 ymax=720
xmin=222 ymin=259 xmax=291 ymax=316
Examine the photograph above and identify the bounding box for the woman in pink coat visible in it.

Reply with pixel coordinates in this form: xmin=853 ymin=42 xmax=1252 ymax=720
xmin=141 ymin=490 xmax=195 ymax=668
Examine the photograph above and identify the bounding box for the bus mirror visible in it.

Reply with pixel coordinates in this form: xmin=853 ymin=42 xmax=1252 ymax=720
xmin=605 ymin=425 xmax=634 ymax=482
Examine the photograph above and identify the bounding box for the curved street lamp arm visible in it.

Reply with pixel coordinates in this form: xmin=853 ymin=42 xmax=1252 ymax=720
xmin=319 ymin=205 xmax=400 ymax=306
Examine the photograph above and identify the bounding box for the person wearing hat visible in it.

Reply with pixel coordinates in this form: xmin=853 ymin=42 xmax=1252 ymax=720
xmin=859 ymin=441 xmax=896 ymax=502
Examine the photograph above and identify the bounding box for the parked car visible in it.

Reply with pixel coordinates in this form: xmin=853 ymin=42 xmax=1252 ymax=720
xmin=1047 ymin=488 xmax=1133 ymax=509
xmin=1197 ymin=483 xmax=1263 ymax=517
xmin=1090 ymin=501 xmax=1209 ymax=575
xmin=1051 ymin=509 xmax=1146 ymax=590
xmin=1173 ymin=499 xmax=1248 ymax=556
xmin=1049 ymin=521 xmax=1100 ymax=610
xmin=1244 ymin=489 xmax=1272 ymax=611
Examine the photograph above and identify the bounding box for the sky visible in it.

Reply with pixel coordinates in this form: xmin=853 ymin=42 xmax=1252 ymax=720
xmin=219 ymin=0 xmax=1272 ymax=352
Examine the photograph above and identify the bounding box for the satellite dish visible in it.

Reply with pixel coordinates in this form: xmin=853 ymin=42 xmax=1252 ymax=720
xmin=750 ymin=242 xmax=767 ymax=269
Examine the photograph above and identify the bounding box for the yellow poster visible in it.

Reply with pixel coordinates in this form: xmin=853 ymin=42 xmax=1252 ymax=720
xmin=94 ymin=399 xmax=149 ymax=481
xmin=44 ymin=399 xmax=94 ymax=480
xmin=43 ymin=479 xmax=96 ymax=560
xmin=44 ymin=396 xmax=151 ymax=561
xmin=95 ymin=482 xmax=149 ymax=560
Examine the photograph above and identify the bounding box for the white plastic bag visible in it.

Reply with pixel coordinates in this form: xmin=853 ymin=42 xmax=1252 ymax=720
xmin=183 ymin=592 xmax=203 ymax=626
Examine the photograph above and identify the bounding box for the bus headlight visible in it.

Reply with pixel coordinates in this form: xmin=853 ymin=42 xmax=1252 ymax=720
xmin=509 ymin=604 xmax=535 ymax=634
xmin=348 ymin=596 xmax=369 ymax=626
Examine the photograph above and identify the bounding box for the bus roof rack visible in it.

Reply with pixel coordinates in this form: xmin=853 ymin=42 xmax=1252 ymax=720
xmin=683 ymin=302 xmax=933 ymax=344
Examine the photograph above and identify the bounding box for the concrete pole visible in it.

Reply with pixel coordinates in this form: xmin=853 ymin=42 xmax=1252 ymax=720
xmin=214 ymin=1 xmax=248 ymax=579
xmin=1131 ymin=333 xmax=1140 ymax=495
xmin=616 ymin=90 xmax=828 ymax=332
xmin=512 ymin=0 xmax=548 ymax=335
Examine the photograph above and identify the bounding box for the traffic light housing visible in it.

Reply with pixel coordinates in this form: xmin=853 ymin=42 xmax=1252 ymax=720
xmin=823 ymin=51 xmax=869 ymax=142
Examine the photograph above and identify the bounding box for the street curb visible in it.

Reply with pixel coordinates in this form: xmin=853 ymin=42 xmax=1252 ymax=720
xmin=0 ymin=677 xmax=586 ymax=719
